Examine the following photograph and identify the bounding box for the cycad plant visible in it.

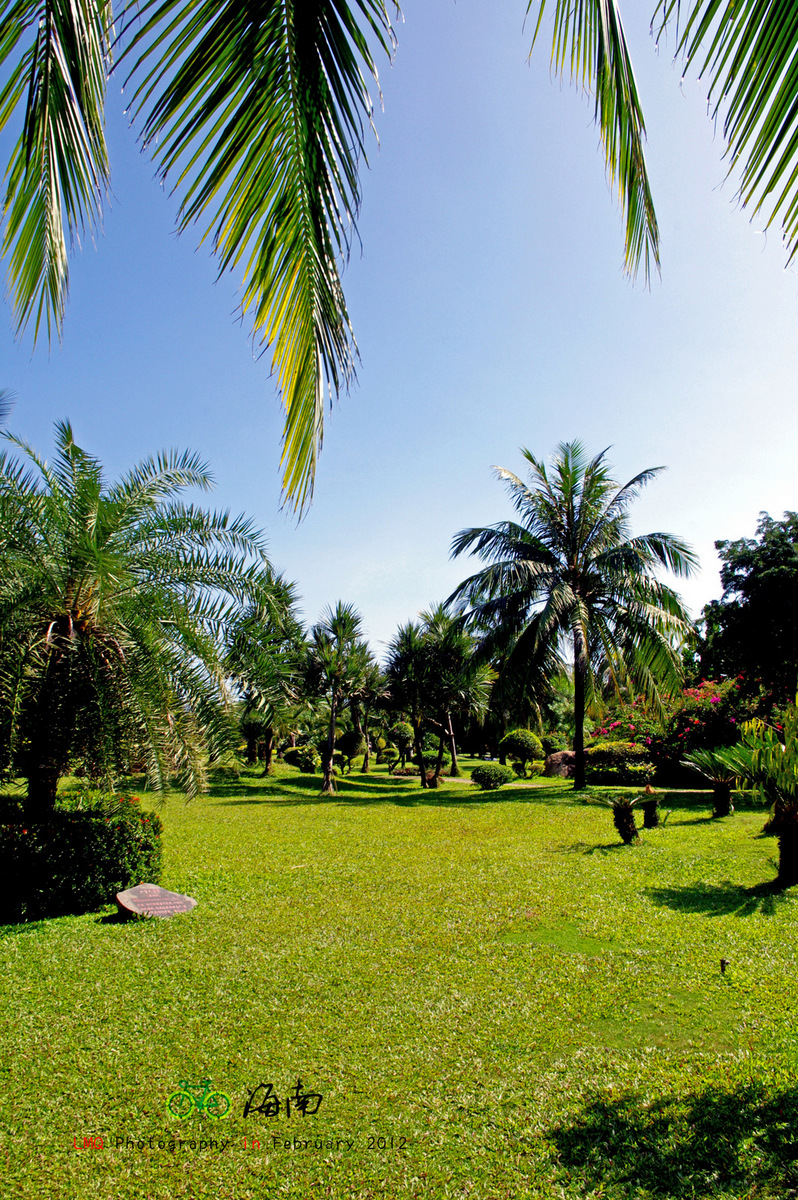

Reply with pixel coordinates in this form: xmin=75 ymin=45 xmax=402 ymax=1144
xmin=449 ymin=441 xmax=697 ymax=790
xmin=0 ymin=421 xmax=275 ymax=814
xmin=716 ymin=711 xmax=798 ymax=888
xmin=682 ymin=748 xmax=738 ymax=818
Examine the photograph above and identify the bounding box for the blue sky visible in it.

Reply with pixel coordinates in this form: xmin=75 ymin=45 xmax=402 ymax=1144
xmin=3 ymin=1 xmax=798 ymax=656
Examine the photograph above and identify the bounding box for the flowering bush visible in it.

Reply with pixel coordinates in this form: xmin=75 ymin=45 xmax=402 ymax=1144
xmin=0 ymin=794 xmax=163 ymax=921
xmin=661 ymin=677 xmax=751 ymax=762
xmin=588 ymin=698 xmax=668 ymax=747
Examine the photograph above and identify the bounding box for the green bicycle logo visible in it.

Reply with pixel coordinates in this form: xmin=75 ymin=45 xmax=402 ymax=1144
xmin=167 ymin=1079 xmax=231 ymax=1120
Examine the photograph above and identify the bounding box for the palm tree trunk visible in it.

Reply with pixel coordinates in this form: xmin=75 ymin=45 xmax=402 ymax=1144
xmin=359 ymin=705 xmax=371 ymax=773
xmin=26 ymin=765 xmax=60 ymax=818
xmin=260 ymin=730 xmax=274 ymax=776
xmin=447 ymin=714 xmax=460 ymax=776
xmin=413 ymin=719 xmax=428 ymax=789
xmin=321 ymin=696 xmax=337 ymax=794
xmin=434 ymin=732 xmax=446 ymax=777
xmin=712 ymin=781 xmax=733 ymax=818
xmin=573 ymin=631 xmax=587 ymax=792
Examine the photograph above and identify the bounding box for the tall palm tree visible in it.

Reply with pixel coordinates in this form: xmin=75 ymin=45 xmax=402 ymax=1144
xmin=226 ymin=572 xmax=306 ymax=774
xmin=448 ymin=441 xmax=696 ymax=790
xmin=0 ymin=419 xmax=275 ymax=813
xmin=3 ymin=2 xmax=796 ymax=508
xmin=384 ymin=620 xmax=434 ymax=788
xmin=304 ymin=600 xmax=371 ymax=794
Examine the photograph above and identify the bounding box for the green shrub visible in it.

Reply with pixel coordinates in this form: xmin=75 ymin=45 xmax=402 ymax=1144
xmin=336 ymin=730 xmax=366 ymax=768
xmin=585 ymin=741 xmax=653 ymax=785
xmin=471 ymin=763 xmax=515 ymax=790
xmin=283 ymin=746 xmax=321 ymax=773
xmin=541 ymin=732 xmax=568 ymax=756
xmin=530 ymin=760 xmax=545 ymax=777
xmin=0 ymin=794 xmax=163 ymax=921
xmin=389 ymin=722 xmax=414 ymax=751
xmin=499 ymin=729 xmax=543 ymax=767
xmin=511 ymin=761 xmax=526 ymax=777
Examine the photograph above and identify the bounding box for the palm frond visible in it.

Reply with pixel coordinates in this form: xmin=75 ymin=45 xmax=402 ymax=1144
xmin=528 ymin=0 xmax=659 ymax=281
xmin=0 ymin=0 xmax=111 ymax=341
xmin=658 ymin=0 xmax=798 ymax=262
xmin=119 ymin=0 xmax=395 ymax=511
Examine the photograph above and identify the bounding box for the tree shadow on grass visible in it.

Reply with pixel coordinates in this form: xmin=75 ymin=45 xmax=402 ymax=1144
xmin=545 ymin=1083 xmax=798 ymax=1199
xmin=646 ymin=878 xmax=786 ymax=917
xmin=213 ymin=773 xmax=554 ymax=808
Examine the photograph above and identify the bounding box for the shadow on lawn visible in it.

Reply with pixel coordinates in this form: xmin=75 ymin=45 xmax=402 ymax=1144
xmin=546 ymin=1083 xmax=798 ymax=1199
xmin=213 ymin=773 xmax=568 ymax=808
xmin=646 ymin=879 xmax=786 ymax=917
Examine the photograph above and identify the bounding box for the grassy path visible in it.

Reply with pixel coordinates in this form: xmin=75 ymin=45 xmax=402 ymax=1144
xmin=3 ymin=765 xmax=798 ymax=1199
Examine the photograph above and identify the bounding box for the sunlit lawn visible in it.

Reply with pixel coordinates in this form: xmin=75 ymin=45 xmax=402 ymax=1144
xmin=3 ymin=760 xmax=798 ymax=1199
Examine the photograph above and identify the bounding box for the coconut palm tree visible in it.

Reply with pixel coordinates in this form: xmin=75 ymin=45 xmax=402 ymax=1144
xmin=448 ymin=441 xmax=696 ymax=790
xmin=0 ymin=420 xmax=275 ymax=813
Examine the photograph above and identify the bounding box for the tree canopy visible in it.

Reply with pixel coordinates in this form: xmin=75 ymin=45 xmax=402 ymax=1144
xmin=448 ymin=440 xmax=696 ymax=789
xmin=700 ymin=512 xmax=798 ymax=706
xmin=0 ymin=420 xmax=276 ymax=811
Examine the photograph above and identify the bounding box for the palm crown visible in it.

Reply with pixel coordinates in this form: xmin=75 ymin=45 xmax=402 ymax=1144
xmin=0 ymin=420 xmax=277 ymax=810
xmin=448 ymin=441 xmax=697 ymax=788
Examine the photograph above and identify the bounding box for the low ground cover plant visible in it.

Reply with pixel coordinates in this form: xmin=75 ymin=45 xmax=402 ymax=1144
xmin=0 ymin=791 xmax=162 ymax=920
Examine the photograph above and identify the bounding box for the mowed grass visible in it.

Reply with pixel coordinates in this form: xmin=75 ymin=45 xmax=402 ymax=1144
xmin=4 ymin=762 xmax=798 ymax=1200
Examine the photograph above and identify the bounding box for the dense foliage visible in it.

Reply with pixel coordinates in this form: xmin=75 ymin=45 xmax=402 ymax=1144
xmin=0 ymin=794 xmax=162 ymax=921
xmin=700 ymin=513 xmax=798 ymax=708
xmin=471 ymin=762 xmax=515 ymax=790
xmin=0 ymin=423 xmax=276 ymax=814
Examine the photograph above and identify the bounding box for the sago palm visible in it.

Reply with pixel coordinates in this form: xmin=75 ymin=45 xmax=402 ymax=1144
xmin=448 ymin=440 xmax=696 ymax=790
xmin=0 ymin=420 xmax=276 ymax=813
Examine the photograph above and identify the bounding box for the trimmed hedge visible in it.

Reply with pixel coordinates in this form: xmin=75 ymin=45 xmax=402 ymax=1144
xmin=471 ymin=763 xmax=515 ymax=791
xmin=0 ymin=795 xmax=163 ymax=922
xmin=584 ymin=740 xmax=654 ymax=786
xmin=283 ymin=746 xmax=321 ymax=773
xmin=499 ymin=729 xmax=544 ymax=767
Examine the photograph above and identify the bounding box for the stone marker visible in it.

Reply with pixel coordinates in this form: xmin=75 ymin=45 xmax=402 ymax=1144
xmin=116 ymin=882 xmax=197 ymax=920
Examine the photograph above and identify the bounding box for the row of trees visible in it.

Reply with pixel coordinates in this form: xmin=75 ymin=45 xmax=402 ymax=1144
xmin=4 ymin=424 xmax=796 ymax=817
xmin=0 ymin=425 xmax=705 ymax=809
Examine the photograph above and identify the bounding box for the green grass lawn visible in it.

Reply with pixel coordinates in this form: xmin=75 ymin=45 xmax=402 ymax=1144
xmin=3 ymin=762 xmax=798 ymax=1200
